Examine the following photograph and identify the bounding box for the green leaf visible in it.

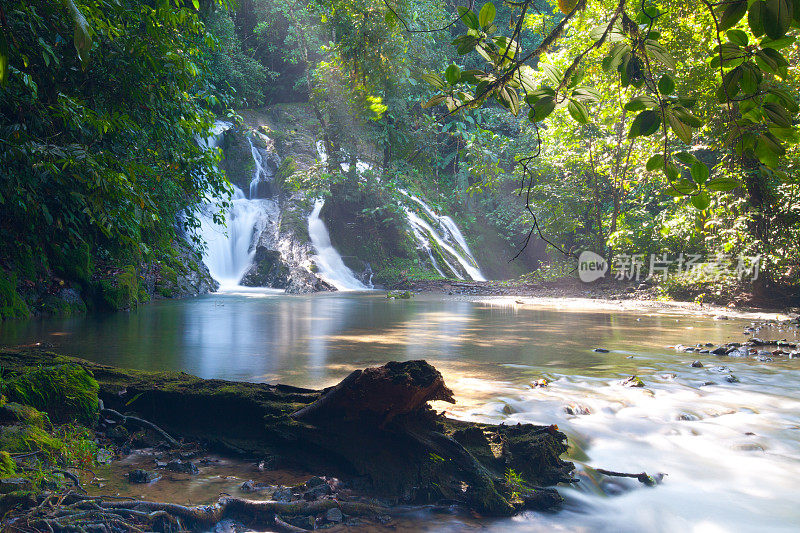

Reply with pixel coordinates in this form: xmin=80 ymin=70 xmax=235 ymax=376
xmin=691 ymin=191 xmax=711 ymax=210
xmin=726 ymin=29 xmax=749 ymax=47
xmin=624 ymin=95 xmax=658 ymax=112
xmin=445 ymin=64 xmax=461 ymax=85
xmin=706 ymin=177 xmax=743 ymax=191
xmin=571 ymin=87 xmax=601 ymax=103
xmin=749 ymin=1 xmax=768 ymax=36
xmin=690 ymin=161 xmax=710 ymax=184
xmin=421 ymin=71 xmax=446 ymax=90
xmin=422 ymin=95 xmax=446 ymax=108
xmin=763 ymin=102 xmax=791 ymax=127
xmin=457 ymin=7 xmax=480 ymax=30
xmin=671 ymin=177 xmax=698 ymax=194
xmin=667 ymin=110 xmax=693 ymax=144
xmin=676 ymin=152 xmax=700 ymax=165
xmin=192 ymin=0 xmax=200 ymax=9
xmin=629 ymin=110 xmax=661 ymax=138
xmin=541 ymin=64 xmax=562 ymax=85
xmin=764 ymin=0 xmax=793 ymax=39
xmin=719 ymin=0 xmax=748 ymax=31
xmin=664 ymin=163 xmax=680 ymax=181
xmin=567 ymin=99 xmax=590 ymax=124
xmin=672 ymin=107 xmax=704 ymax=127
xmin=529 ymin=97 xmax=556 ymax=121
xmin=478 ymin=2 xmax=496 ymax=28
xmin=64 ymin=0 xmax=93 ymax=67
xmin=646 ymin=154 xmax=665 ymax=171
xmin=658 ymin=74 xmax=675 ymax=95
xmin=0 ymin=31 xmax=8 ymax=87
xmin=760 ymin=35 xmax=796 ymax=48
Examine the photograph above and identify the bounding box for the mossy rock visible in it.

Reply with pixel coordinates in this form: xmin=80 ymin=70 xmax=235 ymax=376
xmin=0 ymin=424 xmax=64 ymax=455
xmin=0 ymin=452 xmax=15 ymax=477
xmin=2 ymin=365 xmax=99 ymax=425
xmin=0 ymin=272 xmax=30 ymax=321
xmin=49 ymin=240 xmax=93 ymax=284
xmin=99 ymin=265 xmax=139 ymax=310
xmin=0 ymin=402 xmax=51 ymax=429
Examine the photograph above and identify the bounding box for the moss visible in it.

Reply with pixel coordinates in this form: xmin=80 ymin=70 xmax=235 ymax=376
xmin=0 ymin=424 xmax=64 ymax=455
xmin=3 ymin=365 xmax=99 ymax=425
xmin=0 ymin=402 xmax=51 ymax=429
xmin=99 ymin=265 xmax=139 ymax=310
xmin=39 ymin=292 xmax=87 ymax=317
xmin=0 ymin=451 xmax=15 ymax=477
xmin=50 ymin=240 xmax=93 ymax=284
xmin=0 ymin=272 xmax=30 ymax=321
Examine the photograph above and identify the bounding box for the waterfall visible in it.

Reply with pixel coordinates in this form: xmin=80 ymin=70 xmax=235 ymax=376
xmin=307 ymin=199 xmax=369 ymax=291
xmin=196 ymin=122 xmax=278 ymax=289
xmin=399 ymin=190 xmax=486 ymax=281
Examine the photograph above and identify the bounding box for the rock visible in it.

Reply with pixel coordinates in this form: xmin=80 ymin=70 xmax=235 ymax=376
xmin=691 ymin=360 xmax=703 ymax=368
xmin=757 ymin=356 xmax=773 ymax=362
xmin=305 ymin=476 xmax=326 ymax=488
xmin=700 ymin=381 xmax=716 ymax=387
xmin=564 ymin=404 xmax=591 ymax=415
xmin=593 ymin=348 xmax=610 ymax=353
xmin=714 ymin=315 xmax=729 ymax=320
xmin=240 ymin=247 xmax=290 ymax=289
xmin=303 ymin=482 xmax=331 ymax=501
xmin=619 ymin=376 xmax=645 ymax=388
xmin=0 ymin=478 xmax=32 ymax=494
xmin=325 ymin=508 xmax=344 ymax=523
xmin=749 ymin=338 xmax=765 ymax=346
xmin=127 ymin=469 xmax=154 ymax=484
xmin=711 ymin=346 xmax=727 ymax=355
xmin=726 ymin=375 xmax=740 ymax=383
xmin=165 ymin=460 xmax=199 ymax=474
xmin=272 ymin=487 xmax=293 ymax=502
xmin=285 ymin=268 xmax=336 ymax=294
xmin=531 ymin=379 xmax=548 ymax=388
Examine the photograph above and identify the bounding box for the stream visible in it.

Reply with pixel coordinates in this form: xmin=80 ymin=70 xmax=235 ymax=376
xmin=2 ymin=291 xmax=799 ymax=532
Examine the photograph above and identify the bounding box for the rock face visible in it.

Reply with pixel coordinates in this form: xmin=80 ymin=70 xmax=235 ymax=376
xmin=241 ymin=247 xmax=290 ymax=288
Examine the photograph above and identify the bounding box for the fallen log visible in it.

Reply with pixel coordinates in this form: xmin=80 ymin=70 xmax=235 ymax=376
xmin=0 ymin=349 xmax=573 ymax=517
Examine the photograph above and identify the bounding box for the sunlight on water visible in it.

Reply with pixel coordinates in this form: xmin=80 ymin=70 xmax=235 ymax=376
xmin=2 ymin=293 xmax=799 ymax=532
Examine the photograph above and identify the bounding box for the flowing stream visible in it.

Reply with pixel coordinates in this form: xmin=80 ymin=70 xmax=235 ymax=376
xmin=2 ymin=293 xmax=799 ymax=532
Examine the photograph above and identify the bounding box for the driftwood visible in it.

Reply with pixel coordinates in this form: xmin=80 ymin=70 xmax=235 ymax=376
xmin=0 ymin=349 xmax=574 ymax=520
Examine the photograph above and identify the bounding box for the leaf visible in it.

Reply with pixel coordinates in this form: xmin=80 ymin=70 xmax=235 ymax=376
xmin=676 ymin=152 xmax=700 ymax=165
xmin=672 ymin=106 xmax=704 ymax=127
xmin=478 ymin=2 xmax=496 ymax=28
xmin=760 ymin=35 xmax=796 ymax=48
xmin=764 ymin=0 xmax=793 ymax=39
xmin=558 ymin=0 xmax=579 ymax=14
xmin=706 ymin=177 xmax=742 ymax=191
xmin=720 ymin=1 xmax=748 ymax=31
xmin=567 ymin=99 xmax=590 ymax=123
xmin=421 ymin=71 xmax=446 ymax=90
xmin=726 ymin=29 xmax=749 ymax=47
xmin=646 ymin=154 xmax=665 ymax=171
xmin=749 ymin=1 xmax=768 ymax=36
xmin=691 ymin=191 xmax=711 ymax=210
xmin=658 ymin=74 xmax=675 ymax=95
xmin=763 ymin=102 xmax=791 ymax=127
xmin=529 ymin=96 xmax=556 ymax=121
xmin=671 ymin=178 xmax=698 ymax=194
xmin=667 ymin=110 xmax=693 ymax=144
xmin=457 ymin=7 xmax=480 ymax=31
xmin=422 ymin=95 xmax=447 ymax=108
xmin=628 ymin=110 xmax=661 ymax=138
xmin=690 ymin=161 xmax=710 ymax=184
xmin=445 ymin=64 xmax=461 ymax=85
xmin=0 ymin=31 xmax=8 ymax=86
xmin=604 ymin=43 xmax=630 ymax=72
xmin=571 ymin=86 xmax=601 ymax=103
xmin=64 ymin=0 xmax=93 ymax=67
xmin=624 ymin=95 xmax=658 ymax=112
xmin=192 ymin=0 xmax=200 ymax=9
xmin=645 ymin=41 xmax=676 ymax=69
xmin=664 ymin=163 xmax=680 ymax=181
xmin=541 ymin=64 xmax=562 ymax=85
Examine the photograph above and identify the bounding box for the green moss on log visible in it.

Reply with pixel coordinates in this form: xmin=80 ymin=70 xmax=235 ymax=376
xmin=2 ymin=365 xmax=99 ymax=425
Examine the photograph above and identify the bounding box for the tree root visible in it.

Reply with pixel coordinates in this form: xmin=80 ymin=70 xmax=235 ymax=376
xmin=100 ymin=408 xmax=180 ymax=448
xmin=595 ymin=468 xmax=664 ymax=486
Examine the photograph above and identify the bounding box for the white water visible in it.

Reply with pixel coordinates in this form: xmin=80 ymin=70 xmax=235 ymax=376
xmin=197 ymin=122 xmax=278 ymax=289
xmin=307 ymin=199 xmax=369 ymax=291
xmin=399 ymin=189 xmax=486 ymax=281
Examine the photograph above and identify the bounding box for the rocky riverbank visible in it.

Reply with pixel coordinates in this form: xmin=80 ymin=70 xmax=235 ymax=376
xmin=0 ymin=349 xmax=573 ymax=532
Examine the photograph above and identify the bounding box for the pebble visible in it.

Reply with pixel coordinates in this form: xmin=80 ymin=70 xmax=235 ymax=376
xmin=691 ymin=360 xmax=703 ymax=368
xmin=593 ymin=348 xmax=610 ymax=353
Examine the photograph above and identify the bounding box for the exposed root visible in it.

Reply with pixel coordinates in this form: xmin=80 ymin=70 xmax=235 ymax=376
xmin=100 ymin=408 xmax=180 ymax=448
xmin=595 ymin=468 xmax=664 ymax=486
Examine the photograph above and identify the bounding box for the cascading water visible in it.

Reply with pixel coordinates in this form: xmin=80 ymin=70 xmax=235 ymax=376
xmin=196 ymin=122 xmax=279 ymax=289
xmin=399 ymin=190 xmax=486 ymax=281
xmin=307 ymin=199 xmax=369 ymax=291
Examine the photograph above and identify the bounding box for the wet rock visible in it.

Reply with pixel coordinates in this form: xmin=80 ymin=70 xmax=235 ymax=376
xmin=619 ymin=376 xmax=645 ymax=388
xmin=726 ymin=375 xmax=740 ymax=383
xmin=127 ymin=469 xmax=154 ymax=484
xmin=240 ymin=247 xmax=291 ymax=289
xmin=272 ymin=487 xmax=293 ymax=502
xmin=677 ymin=413 xmax=699 ymax=421
xmin=564 ymin=404 xmax=591 ymax=415
xmin=530 ymin=379 xmax=548 ymax=388
xmin=757 ymin=356 xmax=773 ymax=362
xmin=700 ymin=381 xmax=716 ymax=387
xmin=0 ymin=478 xmax=33 ymax=494
xmin=109 ymin=425 xmax=129 ymax=443
xmin=711 ymin=346 xmax=728 ymax=355
xmin=325 ymin=508 xmax=343 ymax=523
xmin=691 ymin=360 xmax=703 ymax=368
xmin=790 ymin=352 xmax=800 ymax=359
xmin=593 ymin=348 xmax=610 ymax=353
xmin=303 ymin=482 xmax=332 ymax=501
xmin=240 ymin=480 xmax=274 ymax=493
xmin=732 ymin=443 xmax=764 ymax=452
xmin=749 ymin=338 xmax=765 ymax=346
xmin=166 ymin=460 xmax=199 ymax=474
xmin=714 ymin=315 xmax=729 ymax=320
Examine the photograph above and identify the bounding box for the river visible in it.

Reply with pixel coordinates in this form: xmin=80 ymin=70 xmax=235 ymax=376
xmin=2 ymin=291 xmax=799 ymax=532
